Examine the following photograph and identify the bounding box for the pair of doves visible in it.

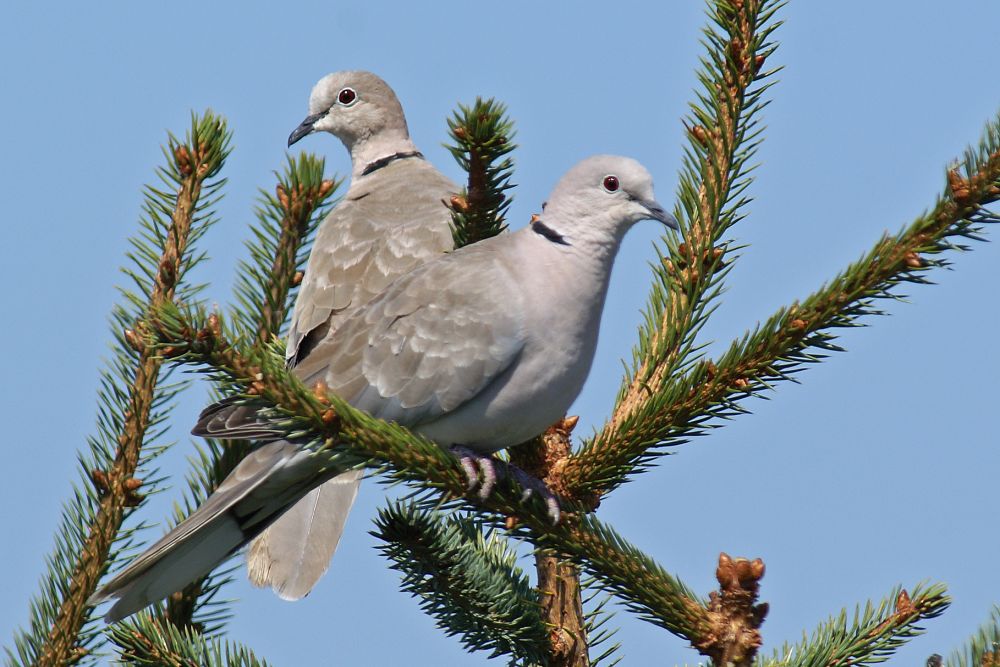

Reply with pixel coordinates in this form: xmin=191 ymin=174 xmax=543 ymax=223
xmin=90 ymin=71 xmax=678 ymax=622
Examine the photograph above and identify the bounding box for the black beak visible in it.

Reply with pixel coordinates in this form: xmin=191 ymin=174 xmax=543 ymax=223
xmin=640 ymin=199 xmax=679 ymax=229
xmin=287 ymin=112 xmax=325 ymax=147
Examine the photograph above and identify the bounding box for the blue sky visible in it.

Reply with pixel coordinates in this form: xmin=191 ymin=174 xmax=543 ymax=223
xmin=2 ymin=1 xmax=999 ymax=665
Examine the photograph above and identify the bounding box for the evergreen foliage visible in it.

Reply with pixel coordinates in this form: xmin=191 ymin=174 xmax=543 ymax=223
xmin=446 ymin=97 xmax=516 ymax=248
xmin=757 ymin=585 xmax=949 ymax=667
xmin=110 ymin=613 xmax=271 ymax=667
xmin=7 ymin=112 xmax=231 ymax=667
xmin=8 ymin=1 xmax=1000 ymax=665
xmin=373 ymin=503 xmax=548 ymax=665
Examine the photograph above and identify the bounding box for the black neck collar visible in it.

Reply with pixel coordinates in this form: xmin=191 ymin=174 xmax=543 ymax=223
xmin=360 ymin=150 xmax=424 ymax=176
xmin=531 ymin=219 xmax=570 ymax=246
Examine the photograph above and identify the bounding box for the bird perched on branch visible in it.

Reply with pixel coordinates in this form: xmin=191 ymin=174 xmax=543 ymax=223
xmin=90 ymin=154 xmax=677 ymax=623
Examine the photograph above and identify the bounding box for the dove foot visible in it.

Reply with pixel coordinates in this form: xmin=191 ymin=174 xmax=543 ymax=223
xmin=449 ymin=445 xmax=561 ymax=524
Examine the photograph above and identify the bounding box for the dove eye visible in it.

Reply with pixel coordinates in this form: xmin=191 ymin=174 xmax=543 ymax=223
xmin=602 ymin=175 xmax=620 ymax=192
xmin=338 ymin=88 xmax=357 ymax=105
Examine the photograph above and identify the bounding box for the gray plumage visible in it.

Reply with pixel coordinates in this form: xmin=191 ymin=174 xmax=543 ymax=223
xmin=89 ymin=71 xmax=455 ymax=620
xmin=89 ymin=154 xmax=675 ymax=622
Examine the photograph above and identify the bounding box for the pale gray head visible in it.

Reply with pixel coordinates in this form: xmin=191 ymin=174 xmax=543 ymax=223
xmin=288 ymin=71 xmax=410 ymax=149
xmin=538 ymin=155 xmax=677 ymax=246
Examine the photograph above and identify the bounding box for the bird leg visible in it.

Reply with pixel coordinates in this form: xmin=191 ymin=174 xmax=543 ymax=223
xmin=449 ymin=445 xmax=560 ymax=524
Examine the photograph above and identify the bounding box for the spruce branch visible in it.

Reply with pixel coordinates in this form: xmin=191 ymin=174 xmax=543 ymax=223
xmin=141 ymin=304 xmax=713 ymax=647
xmin=511 ymin=420 xmax=593 ymax=667
xmin=109 ymin=613 xmax=270 ymax=667
xmin=568 ymin=0 xmax=783 ymax=495
xmin=536 ymin=515 xmax=710 ymax=646
xmin=564 ymin=110 xmax=1000 ymax=497
xmin=446 ymin=97 xmax=516 ymax=248
xmin=231 ymin=153 xmax=339 ymax=346
xmin=372 ymin=504 xmax=548 ymax=665
xmin=162 ymin=153 xmax=337 ymax=633
xmin=941 ymin=607 xmax=1000 ymax=667
xmin=8 ymin=112 xmax=230 ymax=667
xmin=757 ymin=585 xmax=949 ymax=667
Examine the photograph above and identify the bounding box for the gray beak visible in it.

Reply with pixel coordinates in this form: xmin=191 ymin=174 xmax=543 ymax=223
xmin=641 ymin=199 xmax=679 ymax=229
xmin=288 ymin=112 xmax=325 ymax=147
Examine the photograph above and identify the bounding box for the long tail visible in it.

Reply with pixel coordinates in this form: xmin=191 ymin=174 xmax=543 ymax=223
xmin=247 ymin=470 xmax=362 ymax=600
xmin=88 ymin=441 xmax=337 ymax=622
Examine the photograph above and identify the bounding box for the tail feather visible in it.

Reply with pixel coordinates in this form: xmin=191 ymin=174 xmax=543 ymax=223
xmin=191 ymin=398 xmax=284 ymax=440
xmin=89 ymin=441 xmax=336 ymax=622
xmin=247 ymin=470 xmax=363 ymax=600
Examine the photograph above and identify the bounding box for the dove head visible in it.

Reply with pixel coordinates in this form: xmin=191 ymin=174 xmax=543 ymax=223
xmin=538 ymin=156 xmax=677 ymax=249
xmin=288 ymin=71 xmax=414 ymax=154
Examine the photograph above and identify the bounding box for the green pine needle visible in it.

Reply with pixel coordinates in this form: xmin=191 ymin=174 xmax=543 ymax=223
xmin=446 ymin=97 xmax=516 ymax=248
xmin=373 ymin=503 xmax=548 ymax=665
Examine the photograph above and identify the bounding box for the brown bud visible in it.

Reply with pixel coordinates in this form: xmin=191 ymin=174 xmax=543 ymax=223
xmin=733 ymin=377 xmax=749 ymax=390
xmin=318 ymin=179 xmax=335 ymax=198
xmin=292 ymin=271 xmax=304 ymax=287
xmin=790 ymin=318 xmax=807 ymax=331
xmin=207 ymin=311 xmax=222 ymax=338
xmin=504 ymin=516 xmax=520 ymax=530
xmin=160 ymin=346 xmax=177 ymax=357
xmin=174 ymin=145 xmax=193 ymax=176
xmin=560 ymin=415 xmax=580 ymax=433
xmin=123 ymin=329 xmax=143 ymax=352
xmin=948 ymin=168 xmax=971 ymax=203
xmin=452 ymin=126 xmax=467 ymax=140
xmin=276 ymin=183 xmax=290 ymax=210
xmin=688 ymin=124 xmax=710 ymax=147
xmin=705 ymin=361 xmax=717 ymax=380
xmin=450 ymin=194 xmax=469 ymax=212
xmin=895 ymin=589 xmax=915 ymax=614
xmin=91 ymin=469 xmax=110 ymax=495
xmin=904 ymin=252 xmax=923 ymax=268
xmin=124 ymin=477 xmax=143 ymax=492
xmin=754 ymin=54 xmax=767 ymax=71
xmin=124 ymin=490 xmax=145 ymax=507
xmin=313 ymin=380 xmax=330 ymax=404
xmin=321 ymin=409 xmax=338 ymax=425
xmin=530 ymin=213 xmax=542 ymax=224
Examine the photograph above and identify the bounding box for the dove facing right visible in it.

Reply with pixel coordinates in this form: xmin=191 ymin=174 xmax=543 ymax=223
xmin=88 ymin=154 xmax=676 ymax=624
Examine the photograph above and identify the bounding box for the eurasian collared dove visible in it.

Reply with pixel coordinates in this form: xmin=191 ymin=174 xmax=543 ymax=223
xmin=248 ymin=71 xmax=457 ymax=601
xmin=89 ymin=154 xmax=677 ymax=623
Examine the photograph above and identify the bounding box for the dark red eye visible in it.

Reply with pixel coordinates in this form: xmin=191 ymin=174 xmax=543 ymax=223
xmin=602 ymin=175 xmax=620 ymax=192
xmin=338 ymin=88 xmax=357 ymax=105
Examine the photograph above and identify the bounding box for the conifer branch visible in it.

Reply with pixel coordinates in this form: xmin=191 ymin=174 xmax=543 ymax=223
xmin=142 ymin=304 xmax=712 ymax=647
xmin=757 ymin=585 xmax=949 ymax=667
xmin=232 ymin=153 xmax=339 ymax=346
xmin=940 ymin=607 xmax=1000 ymax=667
xmin=563 ymin=112 xmax=1000 ymax=497
xmin=110 ymin=613 xmax=271 ymax=667
xmin=446 ymin=97 xmax=515 ymax=248
xmin=571 ymin=0 xmax=783 ymax=491
xmin=537 ymin=516 xmax=710 ymax=645
xmin=161 ymin=153 xmax=337 ymax=633
xmin=511 ymin=420 xmax=593 ymax=667
xmin=372 ymin=504 xmax=548 ymax=665
xmin=9 ymin=113 xmax=230 ymax=667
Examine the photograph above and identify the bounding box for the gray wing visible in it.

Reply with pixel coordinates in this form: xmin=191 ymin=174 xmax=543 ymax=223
xmin=286 ymin=160 xmax=456 ymax=365
xmin=295 ymin=240 xmax=526 ymax=428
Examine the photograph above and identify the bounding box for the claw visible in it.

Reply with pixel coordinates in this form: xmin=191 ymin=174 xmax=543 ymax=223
xmin=449 ymin=445 xmax=561 ymax=524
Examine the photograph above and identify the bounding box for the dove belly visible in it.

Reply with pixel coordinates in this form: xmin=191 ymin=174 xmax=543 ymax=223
xmin=413 ymin=341 xmax=591 ymax=452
